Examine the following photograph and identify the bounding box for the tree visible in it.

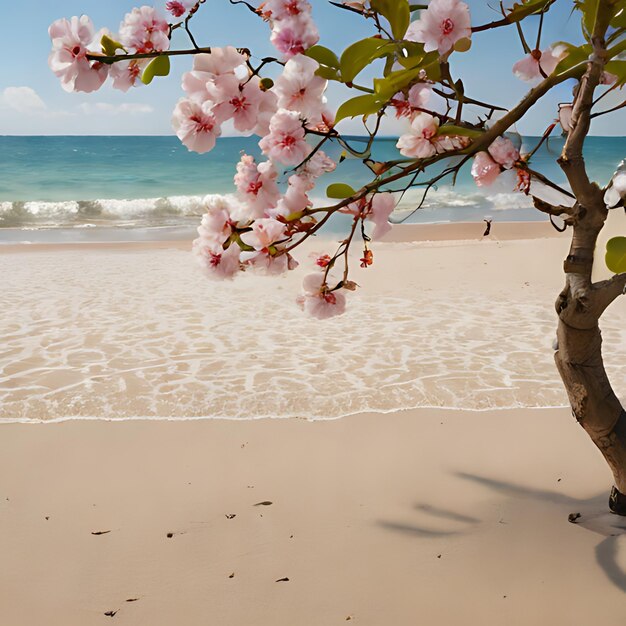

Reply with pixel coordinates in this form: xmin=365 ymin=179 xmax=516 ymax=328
xmin=48 ymin=0 xmax=626 ymax=513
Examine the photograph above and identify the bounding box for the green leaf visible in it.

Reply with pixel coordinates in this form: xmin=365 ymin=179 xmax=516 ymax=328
xmin=605 ymin=237 xmax=626 ymax=274
xmin=315 ymin=65 xmax=341 ymax=81
xmin=574 ymin=0 xmax=600 ymax=37
xmin=604 ymin=60 xmax=626 ymax=87
xmin=438 ymin=124 xmax=483 ymax=138
xmin=373 ymin=66 xmax=424 ymax=98
xmin=101 ymin=34 xmax=125 ymax=56
xmin=610 ymin=0 xmax=626 ymax=27
xmin=340 ymin=37 xmax=394 ymax=83
xmin=141 ymin=55 xmax=171 ymax=85
xmin=554 ymin=43 xmax=591 ymax=76
xmin=305 ymin=45 xmax=340 ymax=69
xmin=506 ymin=0 xmax=556 ymax=24
xmin=394 ymin=45 xmax=441 ymax=80
xmin=335 ymin=94 xmax=386 ymax=123
xmin=327 ymin=183 xmax=357 ymax=199
xmin=371 ymin=0 xmax=411 ymax=40
xmin=453 ymin=37 xmax=472 ymax=53
xmin=395 ymin=41 xmax=426 ymax=68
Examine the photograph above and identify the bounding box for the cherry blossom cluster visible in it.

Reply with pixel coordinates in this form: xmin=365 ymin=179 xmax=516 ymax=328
xmin=178 ymin=41 xmax=353 ymax=317
xmin=172 ymin=47 xmax=274 ymax=153
xmin=393 ymin=79 xmax=470 ymax=160
xmin=182 ymin=42 xmax=399 ymax=318
xmin=260 ymin=0 xmax=320 ymax=58
xmin=397 ymin=112 xmax=470 ymax=159
xmin=48 ymin=6 xmax=170 ymax=93
xmin=470 ymin=136 xmax=523 ymax=189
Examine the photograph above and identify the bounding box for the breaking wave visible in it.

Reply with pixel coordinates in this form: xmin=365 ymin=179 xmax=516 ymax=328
xmin=0 ymin=196 xmax=206 ymax=228
xmin=0 ymin=187 xmax=539 ymax=231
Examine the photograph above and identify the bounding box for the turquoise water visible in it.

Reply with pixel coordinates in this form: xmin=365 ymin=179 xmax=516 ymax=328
xmin=0 ymin=135 xmax=624 ymax=238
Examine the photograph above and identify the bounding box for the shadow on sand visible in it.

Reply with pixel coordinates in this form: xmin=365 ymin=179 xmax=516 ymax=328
xmin=379 ymin=471 xmax=626 ymax=593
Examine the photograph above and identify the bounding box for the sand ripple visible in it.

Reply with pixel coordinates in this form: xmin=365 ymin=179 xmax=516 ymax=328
xmin=1 ymin=248 xmax=625 ymax=421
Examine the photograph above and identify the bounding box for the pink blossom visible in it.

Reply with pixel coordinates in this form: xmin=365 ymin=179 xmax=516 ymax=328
xmin=274 ymin=54 xmax=327 ymax=122
xmin=234 ymin=155 xmax=281 ymax=218
xmin=369 ymin=193 xmax=396 ymax=240
xmin=405 ymin=0 xmax=472 ymax=56
xmin=119 ymin=6 xmax=170 ymax=54
xmin=188 ymin=48 xmax=247 ymax=78
xmin=265 ymin=0 xmax=312 ymax=19
xmin=109 ymin=60 xmax=145 ymax=92
xmin=488 ymin=136 xmax=519 ymax=170
xmin=240 ymin=218 xmax=287 ymax=251
xmin=193 ymin=241 xmax=242 ymax=280
xmin=172 ymin=98 xmax=221 ymax=154
xmin=270 ymin=15 xmax=319 ymax=57
xmin=297 ymin=274 xmax=346 ymax=319
xmin=48 ymin=16 xmax=109 ymax=93
xmin=273 ymin=174 xmax=312 ymax=217
xmin=253 ymin=89 xmax=279 ymax=136
xmin=196 ymin=195 xmax=234 ymax=247
xmin=391 ymin=83 xmax=432 ymax=118
xmin=182 ymin=48 xmax=247 ymax=104
xmin=512 ymin=47 xmax=565 ymax=82
xmin=471 ymin=151 xmax=501 ymax=187
xmin=242 ymin=249 xmax=298 ymax=275
xmin=166 ymin=1 xmax=194 ymax=18
xmin=342 ymin=193 xmax=396 ymax=239
xmin=408 ymin=83 xmax=431 ymax=108
xmin=213 ymin=80 xmax=265 ymax=132
xmin=296 ymin=151 xmax=336 ymax=189
xmin=259 ymin=109 xmax=311 ymax=166
xmin=432 ymin=134 xmax=470 ymax=153
xmin=396 ymin=112 xmax=439 ymax=159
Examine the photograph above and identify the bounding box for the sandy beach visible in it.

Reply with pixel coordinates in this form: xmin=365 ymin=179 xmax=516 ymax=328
xmin=2 ymin=220 xmax=626 ymax=623
xmin=2 ymin=408 xmax=626 ymax=625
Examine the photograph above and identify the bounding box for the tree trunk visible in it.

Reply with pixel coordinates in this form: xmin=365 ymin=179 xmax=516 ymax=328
xmin=550 ymin=0 xmax=626 ymax=514
xmin=555 ymin=320 xmax=626 ymax=504
xmin=553 ymin=209 xmax=626 ymax=514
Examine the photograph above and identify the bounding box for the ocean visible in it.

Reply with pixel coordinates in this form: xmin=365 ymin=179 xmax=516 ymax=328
xmin=0 ymin=135 xmax=624 ymax=243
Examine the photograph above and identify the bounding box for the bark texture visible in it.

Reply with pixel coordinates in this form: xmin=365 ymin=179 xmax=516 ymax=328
xmin=552 ymin=1 xmax=626 ymax=504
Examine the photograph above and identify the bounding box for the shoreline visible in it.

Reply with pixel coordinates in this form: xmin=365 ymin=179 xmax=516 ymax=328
xmin=0 ymin=403 xmax=572 ymax=426
xmin=0 ymin=219 xmax=561 ymax=253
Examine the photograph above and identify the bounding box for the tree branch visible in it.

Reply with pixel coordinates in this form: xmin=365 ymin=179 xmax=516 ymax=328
xmin=593 ymin=273 xmax=626 ymax=313
xmin=87 ymin=47 xmax=251 ymax=64
xmin=558 ymin=3 xmax=617 ymax=205
xmin=532 ymin=197 xmax=575 ymax=217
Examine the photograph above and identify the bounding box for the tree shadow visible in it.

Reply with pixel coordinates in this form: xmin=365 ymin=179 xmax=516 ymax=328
xmin=379 ymin=471 xmax=626 ymax=593
xmin=377 ymin=520 xmax=462 ymax=538
xmin=457 ymin=472 xmax=626 ymax=593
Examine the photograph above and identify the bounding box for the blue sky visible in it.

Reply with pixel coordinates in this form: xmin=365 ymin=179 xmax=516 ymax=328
xmin=0 ymin=0 xmax=623 ymax=135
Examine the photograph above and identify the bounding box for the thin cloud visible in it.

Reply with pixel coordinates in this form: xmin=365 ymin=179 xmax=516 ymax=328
xmin=78 ymin=102 xmax=154 ymax=115
xmin=1 ymin=86 xmax=47 ymax=113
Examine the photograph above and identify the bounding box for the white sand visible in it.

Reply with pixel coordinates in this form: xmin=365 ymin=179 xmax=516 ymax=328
xmin=1 ymin=408 xmax=626 ymax=625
